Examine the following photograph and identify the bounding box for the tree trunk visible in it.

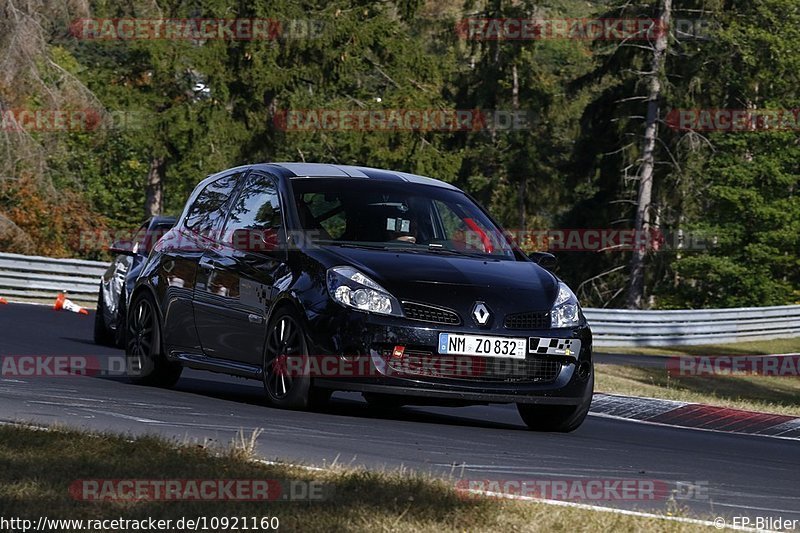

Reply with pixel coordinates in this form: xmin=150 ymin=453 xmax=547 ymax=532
xmin=625 ymin=0 xmax=672 ymax=309
xmin=512 ymin=63 xmax=526 ymax=230
xmin=144 ymin=156 xmax=165 ymax=217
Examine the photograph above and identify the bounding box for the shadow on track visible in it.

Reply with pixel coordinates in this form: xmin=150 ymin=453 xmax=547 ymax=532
xmin=156 ymin=374 xmax=526 ymax=432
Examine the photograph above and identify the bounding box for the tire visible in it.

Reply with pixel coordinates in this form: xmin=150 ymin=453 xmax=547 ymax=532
xmin=517 ymin=372 xmax=593 ymax=432
xmin=93 ymin=290 xmax=115 ymax=347
xmin=125 ymin=292 xmax=182 ymax=387
xmin=262 ymin=307 xmax=328 ymax=410
xmin=363 ymin=393 xmax=406 ymax=411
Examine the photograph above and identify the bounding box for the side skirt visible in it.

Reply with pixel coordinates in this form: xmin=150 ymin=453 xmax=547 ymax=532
xmin=171 ymin=352 xmax=263 ymax=380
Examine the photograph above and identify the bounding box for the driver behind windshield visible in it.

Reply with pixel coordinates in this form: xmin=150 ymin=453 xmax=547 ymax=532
xmin=339 ymin=199 xmax=424 ymax=244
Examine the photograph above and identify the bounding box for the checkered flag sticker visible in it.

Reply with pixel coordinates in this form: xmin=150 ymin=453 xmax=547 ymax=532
xmin=529 ymin=338 xmax=581 ymax=358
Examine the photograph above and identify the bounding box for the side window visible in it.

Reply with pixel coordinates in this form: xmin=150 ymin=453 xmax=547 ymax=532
xmin=297 ymin=192 xmax=345 ymax=240
xmin=433 ymin=199 xmax=502 ymax=254
xmin=130 ymin=222 xmax=149 ymax=254
xmin=144 ymin=221 xmax=175 ymax=254
xmin=224 ymin=173 xmax=283 ymax=250
xmin=435 ymin=202 xmax=464 ymax=237
xmin=184 ymin=173 xmax=241 ymax=240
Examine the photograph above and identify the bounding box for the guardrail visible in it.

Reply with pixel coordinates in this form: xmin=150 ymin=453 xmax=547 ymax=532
xmin=0 ymin=252 xmax=798 ymax=347
xmin=585 ymin=306 xmax=800 ymax=347
xmin=0 ymin=252 xmax=107 ymax=307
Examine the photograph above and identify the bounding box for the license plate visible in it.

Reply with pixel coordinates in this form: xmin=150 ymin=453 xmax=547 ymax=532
xmin=438 ymin=333 xmax=526 ymax=359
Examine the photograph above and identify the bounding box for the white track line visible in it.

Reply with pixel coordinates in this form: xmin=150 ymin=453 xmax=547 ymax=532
xmin=459 ymin=488 xmax=772 ymax=532
xmin=254 ymin=455 xmax=771 ymax=531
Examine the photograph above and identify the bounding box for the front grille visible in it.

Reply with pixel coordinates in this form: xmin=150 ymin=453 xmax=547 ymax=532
xmin=402 ymin=301 xmax=461 ymax=325
xmin=379 ymin=348 xmax=562 ymax=383
xmin=505 ymin=311 xmax=551 ymax=330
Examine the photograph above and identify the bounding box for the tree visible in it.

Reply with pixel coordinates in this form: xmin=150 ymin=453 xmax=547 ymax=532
xmin=626 ymin=0 xmax=671 ymax=309
xmin=448 ymin=0 xmax=591 ymax=238
xmin=559 ymin=0 xmax=714 ymax=308
xmin=660 ymin=0 xmax=800 ymax=307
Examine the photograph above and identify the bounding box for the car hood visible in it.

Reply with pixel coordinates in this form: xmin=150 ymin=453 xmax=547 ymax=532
xmin=317 ymin=247 xmax=560 ymax=317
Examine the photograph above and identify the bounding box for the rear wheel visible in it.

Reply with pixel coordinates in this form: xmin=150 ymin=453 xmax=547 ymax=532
xmin=93 ymin=290 xmax=115 ymax=347
xmin=517 ymin=373 xmax=593 ymax=432
xmin=126 ymin=292 xmax=182 ymax=387
xmin=262 ymin=307 xmax=329 ymax=409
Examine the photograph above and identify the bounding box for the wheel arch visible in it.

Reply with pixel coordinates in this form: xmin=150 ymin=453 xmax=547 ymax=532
xmin=128 ymin=283 xmax=163 ymax=325
xmin=265 ymin=291 xmax=310 ymax=329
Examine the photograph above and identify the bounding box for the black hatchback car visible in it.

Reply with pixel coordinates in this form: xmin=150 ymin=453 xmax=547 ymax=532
xmin=127 ymin=163 xmax=593 ymax=431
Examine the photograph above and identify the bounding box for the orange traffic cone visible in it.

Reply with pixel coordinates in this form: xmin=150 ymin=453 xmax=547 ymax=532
xmin=0 ymin=297 xmax=7 ymax=304
xmin=53 ymin=292 xmax=89 ymax=315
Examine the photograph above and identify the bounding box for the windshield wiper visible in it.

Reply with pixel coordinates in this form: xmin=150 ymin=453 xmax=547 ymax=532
xmin=326 ymin=242 xmax=393 ymax=251
xmin=318 ymin=240 xmax=497 ymax=258
xmin=319 ymin=241 xmax=412 ymax=252
xmin=420 ymin=245 xmax=493 ymax=259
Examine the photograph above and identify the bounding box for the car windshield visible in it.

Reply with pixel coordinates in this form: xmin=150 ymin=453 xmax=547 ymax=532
xmin=291 ymin=178 xmax=516 ymax=259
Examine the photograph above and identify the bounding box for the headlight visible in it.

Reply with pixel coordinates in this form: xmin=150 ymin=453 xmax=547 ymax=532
xmin=327 ymin=266 xmax=403 ymax=316
xmin=551 ymin=282 xmax=581 ymax=328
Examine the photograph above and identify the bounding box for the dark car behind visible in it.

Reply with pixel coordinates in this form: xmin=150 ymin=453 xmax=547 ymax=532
xmin=94 ymin=216 xmax=176 ymax=347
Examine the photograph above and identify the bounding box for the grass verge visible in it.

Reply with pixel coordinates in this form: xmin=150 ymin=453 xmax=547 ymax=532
xmin=595 ymin=363 xmax=800 ymax=416
xmin=0 ymin=424 xmax=711 ymax=532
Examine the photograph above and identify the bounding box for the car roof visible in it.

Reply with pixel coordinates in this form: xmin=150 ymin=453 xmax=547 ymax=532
xmin=149 ymin=215 xmax=177 ymax=226
xmin=254 ymin=162 xmax=460 ymax=191
xmin=183 ymin=162 xmax=463 ymax=224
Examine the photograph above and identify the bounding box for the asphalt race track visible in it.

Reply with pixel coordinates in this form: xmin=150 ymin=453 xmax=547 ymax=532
xmin=1 ymin=303 xmax=798 ymax=523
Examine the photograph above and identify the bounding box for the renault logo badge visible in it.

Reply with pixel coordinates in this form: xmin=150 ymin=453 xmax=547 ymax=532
xmin=472 ymin=302 xmax=491 ymax=326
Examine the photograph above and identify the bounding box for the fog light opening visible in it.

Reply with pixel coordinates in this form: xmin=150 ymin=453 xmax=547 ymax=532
xmin=340 ymin=349 xmax=366 ymax=362
xmin=578 ymin=361 xmax=591 ymax=379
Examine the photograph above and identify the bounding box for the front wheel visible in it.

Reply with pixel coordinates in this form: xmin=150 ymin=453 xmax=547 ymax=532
xmin=517 ymin=373 xmax=593 ymax=432
xmin=262 ymin=308 xmax=329 ymax=410
xmin=126 ymin=292 xmax=182 ymax=387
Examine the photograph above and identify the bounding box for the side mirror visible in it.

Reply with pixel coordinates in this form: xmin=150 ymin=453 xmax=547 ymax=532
xmin=528 ymin=251 xmax=557 ymax=270
xmin=232 ymin=228 xmax=280 ymax=252
xmin=109 ymin=240 xmax=138 ymax=256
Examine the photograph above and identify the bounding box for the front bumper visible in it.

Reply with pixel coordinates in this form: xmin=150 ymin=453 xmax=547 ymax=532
xmin=306 ymin=308 xmax=593 ymax=405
